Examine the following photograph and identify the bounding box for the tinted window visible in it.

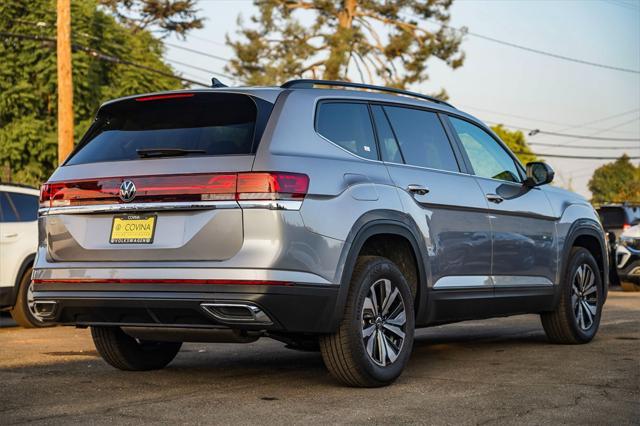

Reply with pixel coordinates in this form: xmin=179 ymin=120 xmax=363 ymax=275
xmin=67 ymin=93 xmax=271 ymax=165
xmin=0 ymin=192 xmax=19 ymax=222
xmin=8 ymin=193 xmax=38 ymax=221
xmin=383 ymin=106 xmax=459 ymax=172
xmin=450 ymin=117 xmax=521 ymax=183
xmin=371 ymin=105 xmax=403 ymax=163
xmin=598 ymin=207 xmax=627 ymax=228
xmin=316 ymin=102 xmax=378 ymax=160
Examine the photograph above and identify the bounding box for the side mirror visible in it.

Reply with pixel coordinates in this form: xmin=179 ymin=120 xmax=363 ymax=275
xmin=525 ymin=162 xmax=554 ymax=187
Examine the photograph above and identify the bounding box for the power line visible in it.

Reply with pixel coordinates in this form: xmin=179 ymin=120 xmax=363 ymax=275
xmin=0 ymin=31 xmax=211 ymax=88
xmin=164 ymin=57 xmax=236 ymax=81
xmin=485 ymin=120 xmax=640 ymax=141
xmin=164 ymin=41 xmax=231 ymax=63
xmin=512 ymin=150 xmax=639 ymax=160
xmin=414 ymin=15 xmax=640 ymax=74
xmin=529 ymin=129 xmax=640 ymax=141
xmin=560 ymin=115 xmax=640 ymax=147
xmin=528 ymin=142 xmax=639 ymax=150
xmin=462 ymin=104 xmax=640 ymax=135
xmin=600 ymin=0 xmax=640 ymax=11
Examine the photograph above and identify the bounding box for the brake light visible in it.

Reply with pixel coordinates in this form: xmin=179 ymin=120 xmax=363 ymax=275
xmin=39 ymin=172 xmax=309 ymax=208
xmin=135 ymin=93 xmax=195 ymax=102
xmin=623 ymin=223 xmax=630 ymax=231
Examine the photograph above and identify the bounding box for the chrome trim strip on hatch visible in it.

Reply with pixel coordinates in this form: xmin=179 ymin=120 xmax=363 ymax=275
xmin=39 ymin=200 xmax=239 ymax=216
xmin=40 ymin=200 xmax=304 ymax=215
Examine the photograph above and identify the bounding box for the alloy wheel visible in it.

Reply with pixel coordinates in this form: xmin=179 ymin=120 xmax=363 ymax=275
xmin=571 ymin=264 xmax=598 ymax=331
xmin=361 ymin=278 xmax=407 ymax=367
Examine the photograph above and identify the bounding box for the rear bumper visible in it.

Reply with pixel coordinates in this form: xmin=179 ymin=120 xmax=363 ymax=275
xmin=32 ymin=282 xmax=340 ymax=334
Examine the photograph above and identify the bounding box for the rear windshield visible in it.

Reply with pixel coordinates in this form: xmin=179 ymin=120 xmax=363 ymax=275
xmin=598 ymin=207 xmax=627 ymax=228
xmin=66 ymin=92 xmax=273 ymax=165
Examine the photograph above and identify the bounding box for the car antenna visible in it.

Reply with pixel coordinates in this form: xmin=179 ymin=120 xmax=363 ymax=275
xmin=211 ymin=78 xmax=228 ymax=88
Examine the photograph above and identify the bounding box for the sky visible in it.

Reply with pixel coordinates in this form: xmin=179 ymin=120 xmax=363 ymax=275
xmin=164 ymin=0 xmax=640 ymax=199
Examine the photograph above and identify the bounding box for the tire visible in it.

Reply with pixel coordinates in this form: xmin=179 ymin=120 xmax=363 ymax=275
xmin=541 ymin=247 xmax=603 ymax=344
xmin=320 ymin=256 xmax=415 ymax=387
xmin=10 ymin=267 xmax=51 ymax=328
xmin=620 ymin=281 xmax=640 ymax=292
xmin=91 ymin=326 xmax=182 ymax=371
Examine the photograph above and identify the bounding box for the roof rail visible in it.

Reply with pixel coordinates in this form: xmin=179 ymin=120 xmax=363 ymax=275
xmin=280 ymin=79 xmax=455 ymax=108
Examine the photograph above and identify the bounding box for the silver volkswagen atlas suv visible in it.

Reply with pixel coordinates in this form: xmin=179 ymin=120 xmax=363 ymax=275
xmin=33 ymin=80 xmax=608 ymax=387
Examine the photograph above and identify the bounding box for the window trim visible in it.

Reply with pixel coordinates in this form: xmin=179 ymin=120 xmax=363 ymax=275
xmin=442 ymin=113 xmax=526 ymax=183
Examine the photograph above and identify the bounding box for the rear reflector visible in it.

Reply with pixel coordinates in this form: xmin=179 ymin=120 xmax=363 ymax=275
xmin=33 ymin=278 xmax=292 ymax=286
xmin=40 ymin=172 xmax=309 ymax=208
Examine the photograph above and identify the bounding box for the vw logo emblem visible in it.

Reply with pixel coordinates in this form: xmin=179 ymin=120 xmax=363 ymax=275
xmin=119 ymin=180 xmax=136 ymax=202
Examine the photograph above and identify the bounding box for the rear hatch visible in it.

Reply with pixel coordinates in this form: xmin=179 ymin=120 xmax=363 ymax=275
xmin=41 ymin=91 xmax=274 ymax=262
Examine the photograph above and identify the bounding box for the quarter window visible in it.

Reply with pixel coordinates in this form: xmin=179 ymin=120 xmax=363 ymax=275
xmin=449 ymin=117 xmax=521 ymax=183
xmin=316 ymin=102 xmax=378 ymax=160
xmin=383 ymin=106 xmax=459 ymax=172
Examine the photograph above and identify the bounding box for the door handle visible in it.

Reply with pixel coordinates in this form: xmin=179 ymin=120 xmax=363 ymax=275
xmin=2 ymin=233 xmax=18 ymax=238
xmin=486 ymin=194 xmax=504 ymax=204
xmin=407 ymin=184 xmax=430 ymax=196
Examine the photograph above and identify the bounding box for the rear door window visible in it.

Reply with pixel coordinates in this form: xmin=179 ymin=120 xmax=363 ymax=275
xmin=7 ymin=193 xmax=38 ymax=222
xmin=316 ymin=102 xmax=378 ymax=160
xmin=66 ymin=93 xmax=272 ymax=165
xmin=382 ymin=106 xmax=459 ymax=172
xmin=0 ymin=192 xmax=19 ymax=222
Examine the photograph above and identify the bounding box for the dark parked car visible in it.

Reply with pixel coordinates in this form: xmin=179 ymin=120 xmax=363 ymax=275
xmin=33 ymin=80 xmax=608 ymax=387
xmin=596 ymin=204 xmax=640 ymax=286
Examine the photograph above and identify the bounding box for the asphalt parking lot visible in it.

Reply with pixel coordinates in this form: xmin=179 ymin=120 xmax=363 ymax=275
xmin=1 ymin=290 xmax=638 ymax=425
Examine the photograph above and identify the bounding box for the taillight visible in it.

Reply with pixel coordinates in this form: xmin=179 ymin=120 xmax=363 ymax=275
xmin=39 ymin=172 xmax=309 ymax=208
xmin=237 ymin=172 xmax=309 ymax=200
xmin=623 ymin=223 xmax=630 ymax=231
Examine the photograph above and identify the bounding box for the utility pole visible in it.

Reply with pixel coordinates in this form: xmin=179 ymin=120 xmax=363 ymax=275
xmin=56 ymin=0 xmax=73 ymax=163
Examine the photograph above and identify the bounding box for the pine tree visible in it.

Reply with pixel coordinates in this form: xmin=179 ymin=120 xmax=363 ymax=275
xmin=98 ymin=0 xmax=203 ymax=38
xmin=226 ymin=0 xmax=465 ymax=91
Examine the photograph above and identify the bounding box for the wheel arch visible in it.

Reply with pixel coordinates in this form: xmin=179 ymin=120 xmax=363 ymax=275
xmin=328 ymin=210 xmax=429 ymax=331
xmin=561 ymin=219 xmax=608 ymax=304
xmin=10 ymin=253 xmax=35 ymax=308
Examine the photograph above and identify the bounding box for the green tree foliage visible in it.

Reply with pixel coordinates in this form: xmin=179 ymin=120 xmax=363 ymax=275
xmin=588 ymin=154 xmax=640 ymax=204
xmin=226 ymin=0 xmax=465 ymax=91
xmin=0 ymin=0 xmax=183 ymax=186
xmin=490 ymin=124 xmax=538 ymax=165
xmin=98 ymin=0 xmax=203 ymax=38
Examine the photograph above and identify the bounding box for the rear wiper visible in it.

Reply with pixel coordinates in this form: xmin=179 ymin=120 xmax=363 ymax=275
xmin=136 ymin=148 xmax=206 ymax=158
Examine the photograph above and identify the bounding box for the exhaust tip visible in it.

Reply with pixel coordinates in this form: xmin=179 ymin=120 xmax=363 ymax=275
xmin=33 ymin=301 xmax=58 ymax=319
xmin=201 ymin=303 xmax=272 ymax=325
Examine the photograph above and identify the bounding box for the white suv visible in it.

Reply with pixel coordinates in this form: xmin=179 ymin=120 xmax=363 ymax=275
xmin=0 ymin=183 xmax=45 ymax=327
